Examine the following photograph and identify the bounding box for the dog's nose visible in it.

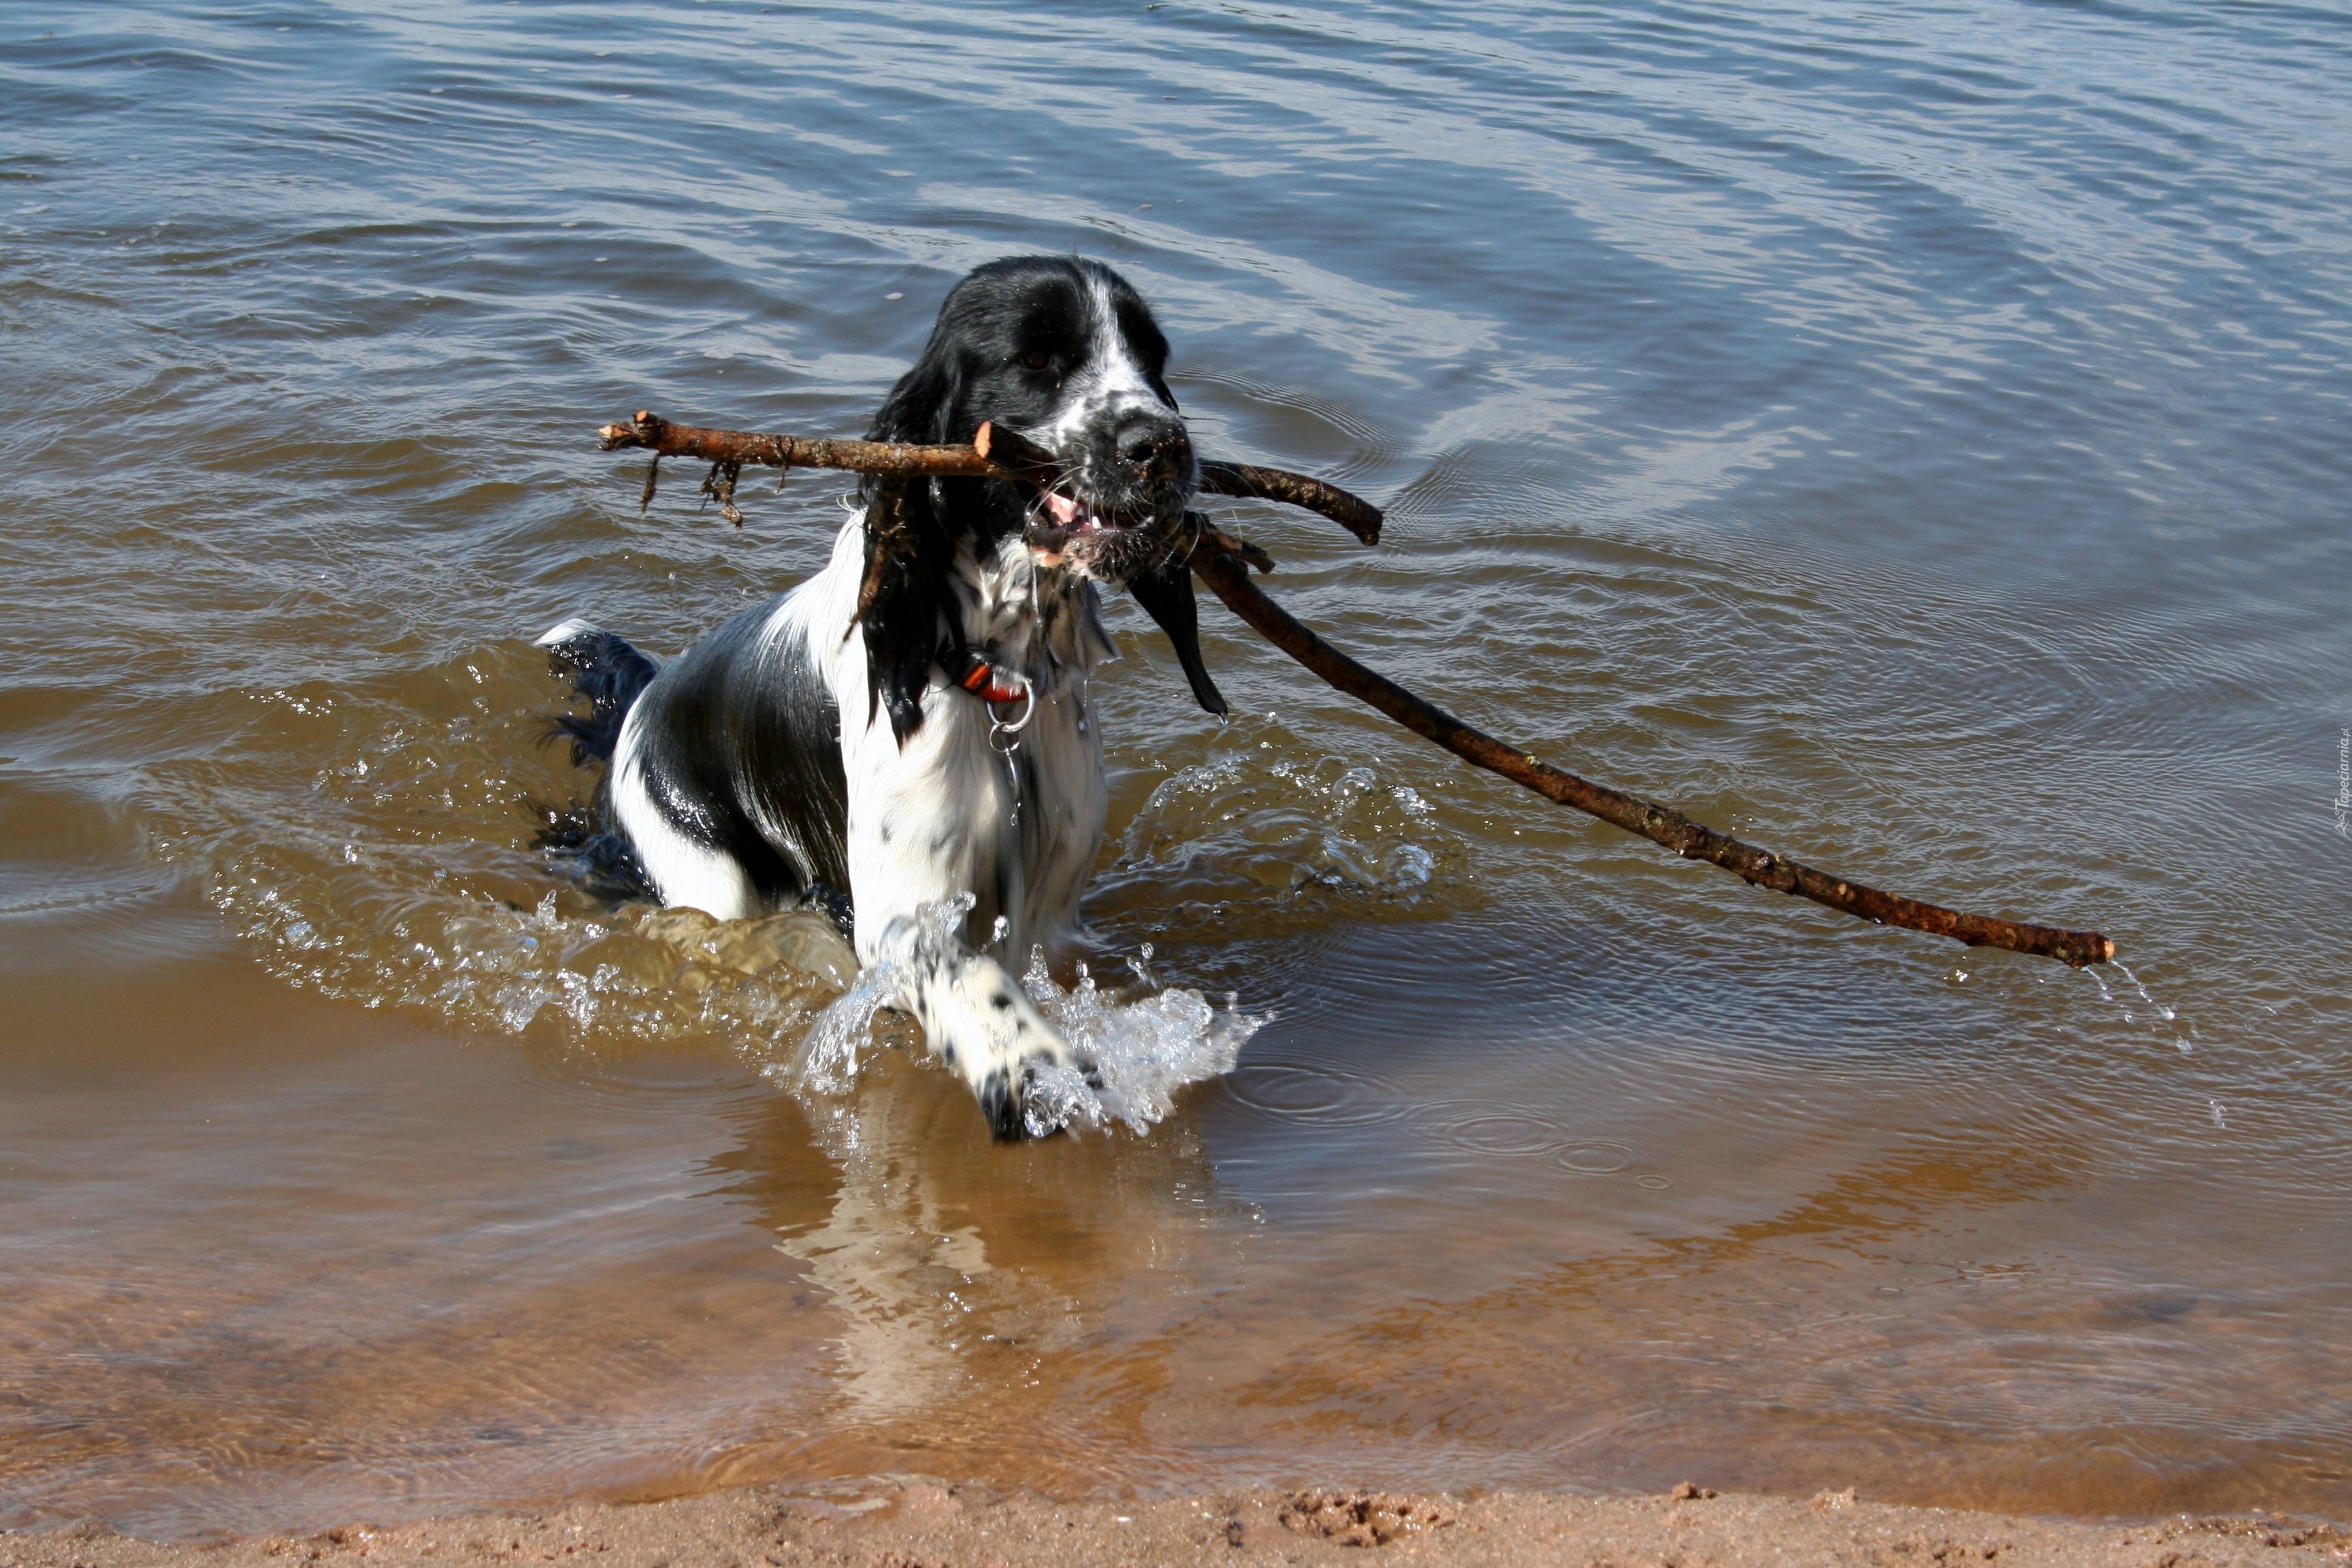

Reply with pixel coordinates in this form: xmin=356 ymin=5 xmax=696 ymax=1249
xmin=1117 ymin=419 xmax=1192 ymax=480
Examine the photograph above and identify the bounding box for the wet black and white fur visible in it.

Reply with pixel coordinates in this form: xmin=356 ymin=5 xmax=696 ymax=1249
xmin=539 ymin=257 xmax=1226 ymax=1139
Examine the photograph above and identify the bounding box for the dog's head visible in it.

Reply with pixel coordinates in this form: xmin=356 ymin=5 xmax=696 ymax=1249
xmin=870 ymin=255 xmax=1196 ymax=576
xmin=859 ymin=257 xmax=1207 ymax=738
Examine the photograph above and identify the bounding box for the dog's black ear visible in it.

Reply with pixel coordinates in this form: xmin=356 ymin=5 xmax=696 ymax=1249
xmin=860 ymin=346 xmax=968 ymax=743
xmin=858 ymin=487 xmax=950 ymax=744
xmin=1127 ymin=552 xmax=1227 ymax=717
xmin=868 ymin=338 xmax=968 ymax=444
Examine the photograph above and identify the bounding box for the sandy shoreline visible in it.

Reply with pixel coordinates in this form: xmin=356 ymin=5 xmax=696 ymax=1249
xmin=5 ymin=1480 xmax=2343 ymax=1568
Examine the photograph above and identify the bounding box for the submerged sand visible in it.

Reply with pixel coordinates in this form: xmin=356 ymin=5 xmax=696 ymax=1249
xmin=5 ymin=1482 xmax=2342 ymax=1568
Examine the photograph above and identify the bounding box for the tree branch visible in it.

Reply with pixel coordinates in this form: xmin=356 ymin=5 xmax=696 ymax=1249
xmin=1182 ymin=541 xmax=2114 ymax=968
xmin=592 ymin=413 xmax=2116 ymax=968
xmin=599 ymin=410 xmax=1380 ymax=543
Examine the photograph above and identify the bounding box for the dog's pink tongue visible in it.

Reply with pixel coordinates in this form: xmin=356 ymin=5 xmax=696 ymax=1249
xmin=1043 ymin=492 xmax=1079 ymax=527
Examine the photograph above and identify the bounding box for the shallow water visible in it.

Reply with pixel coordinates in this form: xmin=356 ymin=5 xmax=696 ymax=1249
xmin=5 ymin=0 xmax=2351 ymax=1538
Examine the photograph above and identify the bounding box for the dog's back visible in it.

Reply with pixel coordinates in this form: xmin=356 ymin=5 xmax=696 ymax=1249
xmin=609 ymin=591 xmax=851 ymax=918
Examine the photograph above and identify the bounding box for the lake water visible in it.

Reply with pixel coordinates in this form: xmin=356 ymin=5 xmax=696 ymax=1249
xmin=4 ymin=0 xmax=2350 ymax=1540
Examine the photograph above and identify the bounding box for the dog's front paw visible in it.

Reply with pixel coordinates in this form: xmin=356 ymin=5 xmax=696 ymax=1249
xmin=904 ymin=953 xmax=1097 ymax=1140
xmin=974 ymin=1048 xmax=1105 ymax=1141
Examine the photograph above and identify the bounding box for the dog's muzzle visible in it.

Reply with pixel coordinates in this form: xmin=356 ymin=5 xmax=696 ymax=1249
xmin=1024 ymin=412 xmax=1195 ymax=580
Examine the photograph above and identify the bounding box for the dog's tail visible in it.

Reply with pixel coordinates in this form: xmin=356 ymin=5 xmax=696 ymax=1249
xmin=536 ymin=617 xmax=660 ymax=766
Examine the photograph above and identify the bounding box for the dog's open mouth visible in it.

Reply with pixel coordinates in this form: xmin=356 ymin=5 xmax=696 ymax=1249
xmin=1034 ymin=489 xmax=1135 ymax=539
xmin=1024 ymin=488 xmax=1173 ymax=579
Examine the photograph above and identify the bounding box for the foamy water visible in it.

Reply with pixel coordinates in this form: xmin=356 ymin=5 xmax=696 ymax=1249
xmin=787 ymin=895 xmax=1263 ymax=1137
xmin=152 ymin=674 xmax=1391 ymax=1098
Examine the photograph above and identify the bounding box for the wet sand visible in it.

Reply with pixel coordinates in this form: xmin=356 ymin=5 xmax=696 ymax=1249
xmin=7 ymin=1481 xmax=2343 ymax=1568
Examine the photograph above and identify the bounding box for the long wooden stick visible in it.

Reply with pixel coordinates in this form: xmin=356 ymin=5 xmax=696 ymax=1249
xmin=593 ymin=415 xmax=2115 ymax=967
xmin=1182 ymin=543 xmax=2114 ymax=968
xmin=598 ymin=410 xmax=1382 ymax=543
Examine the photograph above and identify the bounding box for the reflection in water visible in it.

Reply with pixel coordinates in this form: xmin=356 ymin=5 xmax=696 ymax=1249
xmin=4 ymin=0 xmax=2352 ymax=1539
xmin=708 ymin=1052 xmax=1251 ymax=1482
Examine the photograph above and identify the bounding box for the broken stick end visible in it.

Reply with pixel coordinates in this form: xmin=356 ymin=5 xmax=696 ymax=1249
xmin=2046 ymin=930 xmax=2118 ymax=969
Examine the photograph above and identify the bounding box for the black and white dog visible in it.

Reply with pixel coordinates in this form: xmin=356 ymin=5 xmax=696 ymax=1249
xmin=540 ymin=257 xmax=1228 ymax=1139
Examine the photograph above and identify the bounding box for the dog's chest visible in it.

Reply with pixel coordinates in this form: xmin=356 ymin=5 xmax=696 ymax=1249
xmin=824 ymin=533 xmax=1117 ymax=960
xmin=949 ymin=537 xmax=1117 ymax=946
xmin=956 ymin=533 xmax=1116 ymax=676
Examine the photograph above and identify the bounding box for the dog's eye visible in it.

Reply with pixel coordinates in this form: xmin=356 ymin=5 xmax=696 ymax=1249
xmin=1019 ymin=349 xmax=1052 ymax=372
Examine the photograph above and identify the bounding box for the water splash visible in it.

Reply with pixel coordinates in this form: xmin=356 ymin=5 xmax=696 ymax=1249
xmin=2087 ymin=960 xmax=2193 ymax=1055
xmin=196 ymin=834 xmax=858 ymax=1061
xmin=783 ymin=898 xmax=1261 ymax=1137
xmin=2114 ymin=962 xmax=2180 ymax=1025
xmin=785 ymin=895 xmax=976 ymax=1094
xmin=1093 ymin=736 xmax=1470 ymax=941
xmin=1017 ymin=944 xmax=1264 ymax=1137
xmin=789 ymin=954 xmax=904 ymax=1095
xmin=136 ymin=651 xmax=870 ymax=1064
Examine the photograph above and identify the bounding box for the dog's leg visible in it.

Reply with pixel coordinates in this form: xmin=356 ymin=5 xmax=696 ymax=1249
xmin=870 ymin=905 xmax=1085 ymax=1139
xmin=605 ymin=706 xmax=762 ymax=921
xmin=837 ymin=685 xmax=1092 ymax=1138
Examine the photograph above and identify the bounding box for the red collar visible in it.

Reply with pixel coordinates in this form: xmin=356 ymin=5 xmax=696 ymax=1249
xmin=942 ymin=642 xmax=1030 ymax=704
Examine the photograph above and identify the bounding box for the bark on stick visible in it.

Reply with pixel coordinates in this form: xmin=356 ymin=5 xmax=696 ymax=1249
xmin=598 ymin=411 xmax=1379 ymax=542
xmin=593 ymin=412 xmax=2115 ymax=968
